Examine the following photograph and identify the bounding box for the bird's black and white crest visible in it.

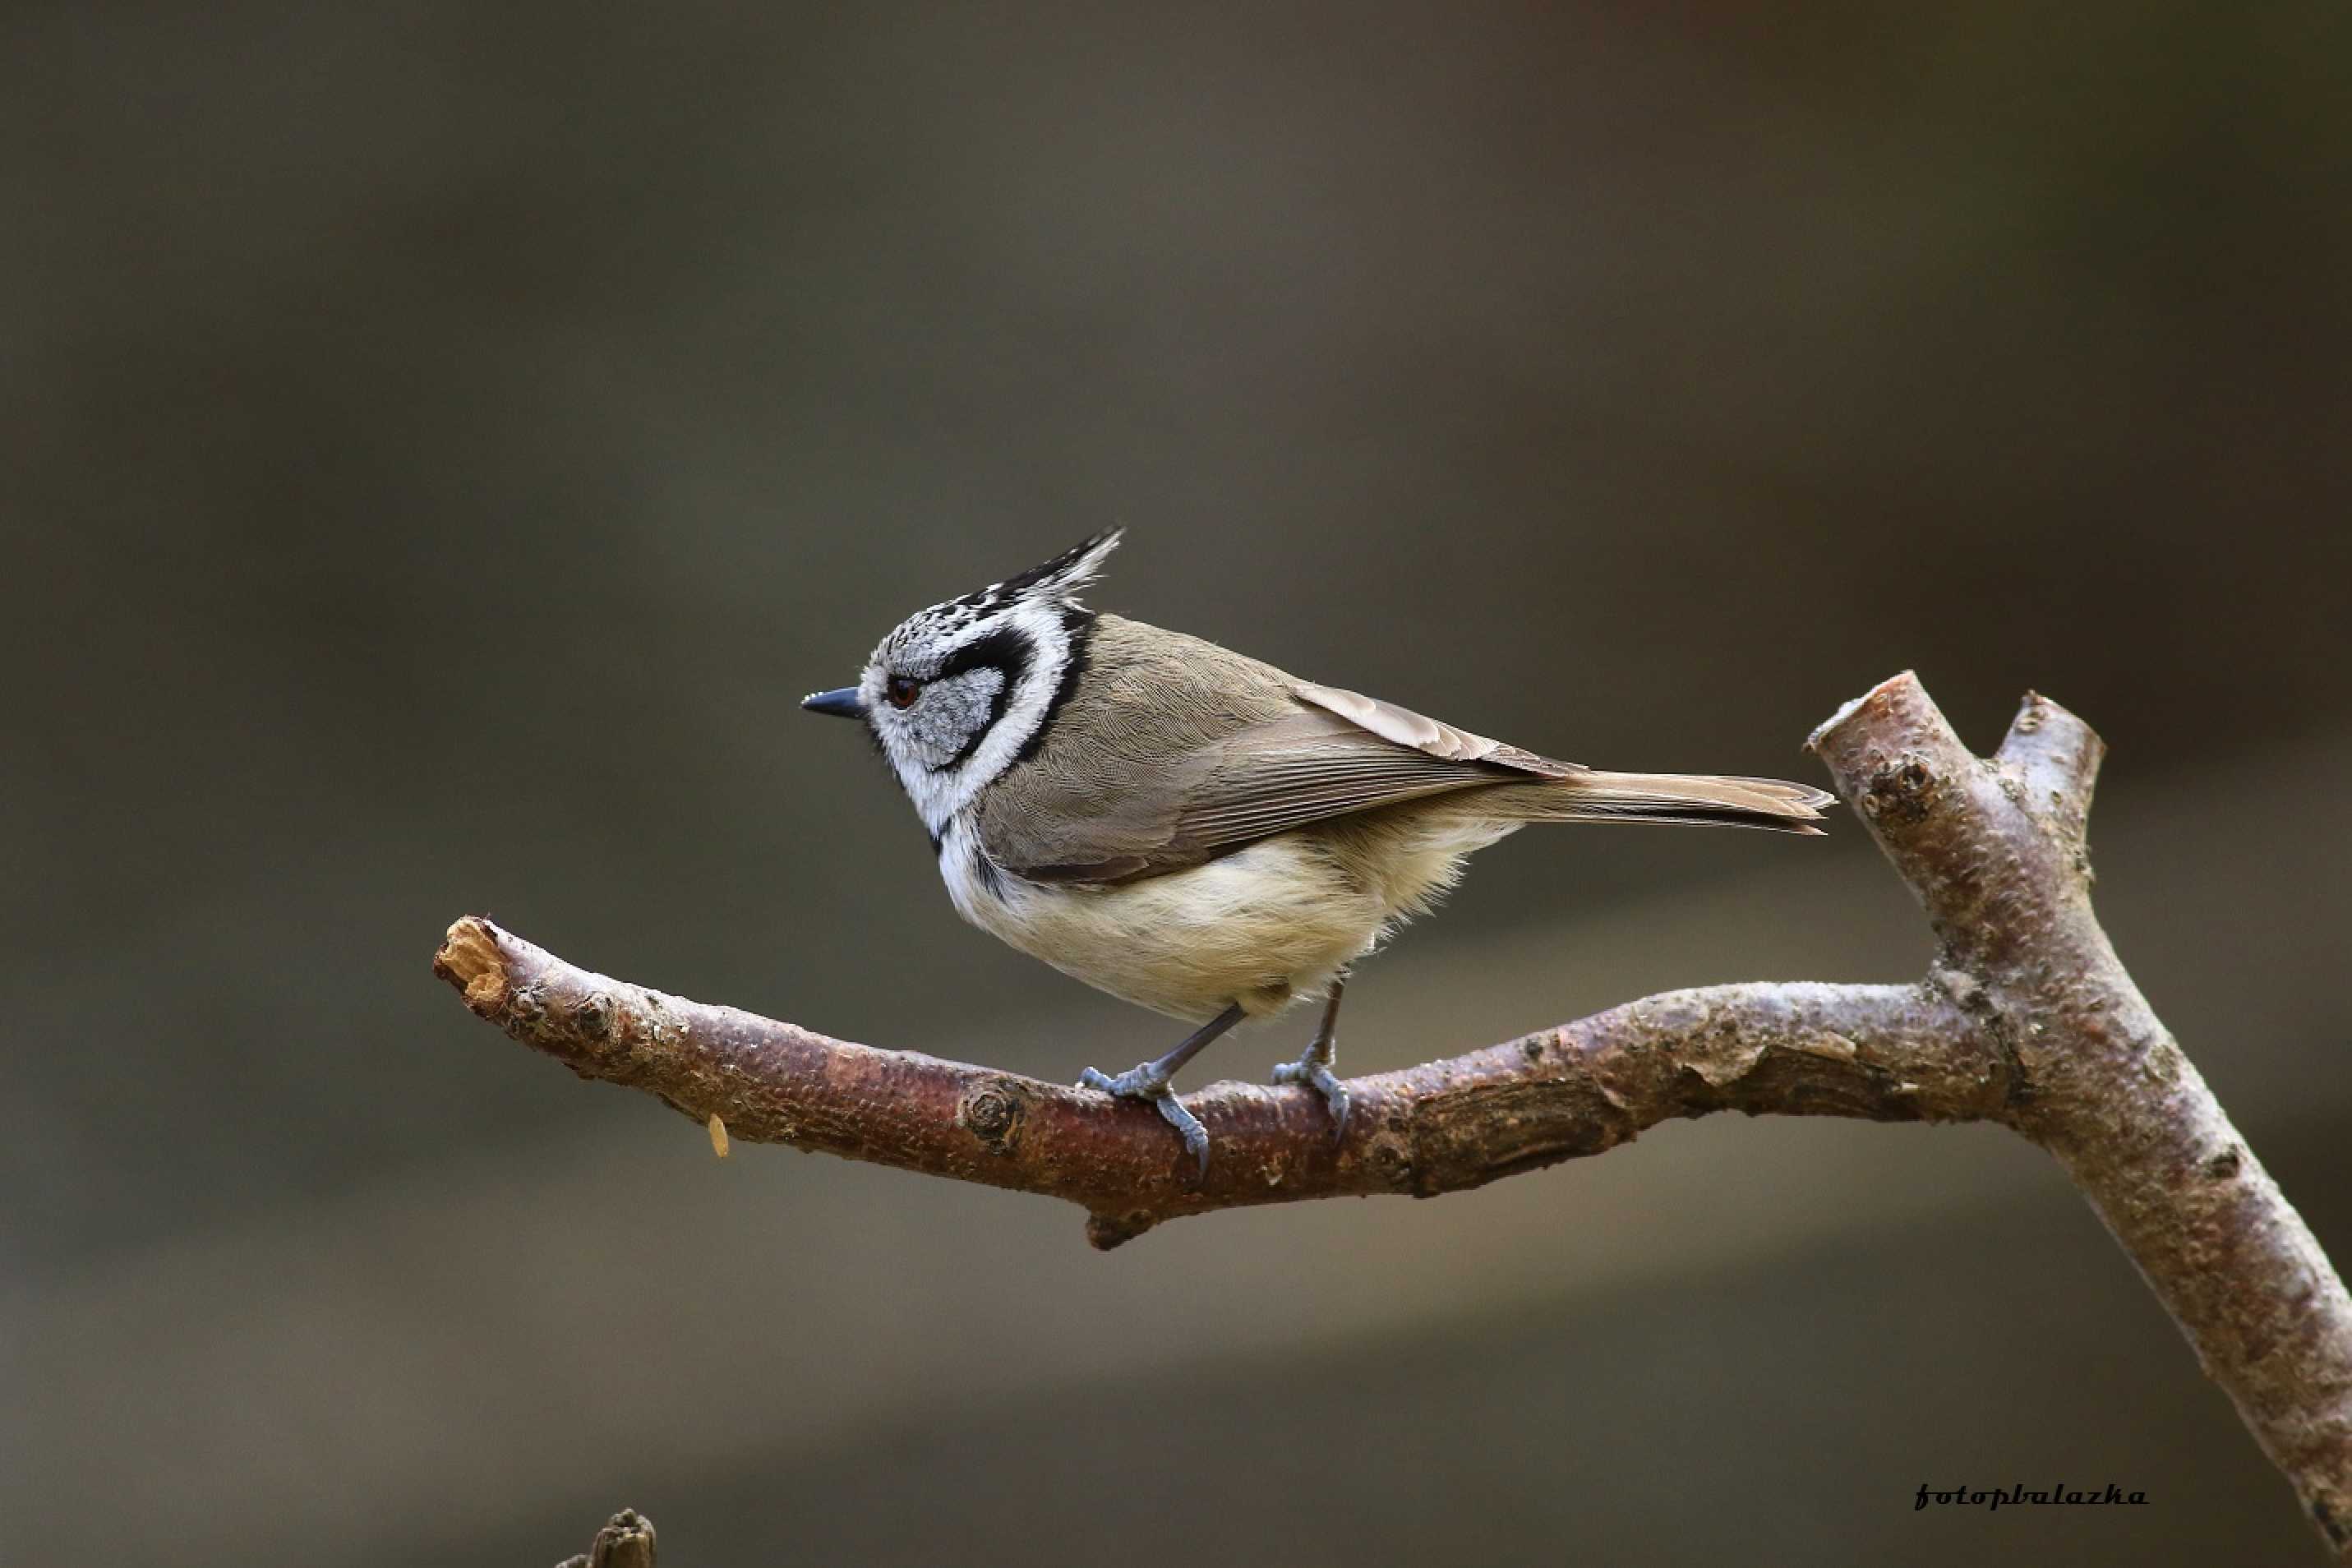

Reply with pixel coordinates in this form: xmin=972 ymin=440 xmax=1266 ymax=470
xmin=855 ymin=529 xmax=1122 ymax=833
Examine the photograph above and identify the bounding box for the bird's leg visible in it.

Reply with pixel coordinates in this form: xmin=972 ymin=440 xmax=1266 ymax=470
xmin=1077 ymin=1002 xmax=1247 ymax=1178
xmin=1271 ymin=974 xmax=1351 ymax=1141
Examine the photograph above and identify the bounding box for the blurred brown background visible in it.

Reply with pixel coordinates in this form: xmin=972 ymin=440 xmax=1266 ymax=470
xmin=6 ymin=1 xmax=2349 ymax=1563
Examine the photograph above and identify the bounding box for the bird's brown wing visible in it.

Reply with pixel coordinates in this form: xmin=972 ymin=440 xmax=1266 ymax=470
xmin=1288 ymin=680 xmax=1585 ymax=777
xmin=973 ymin=619 xmax=1560 ymax=884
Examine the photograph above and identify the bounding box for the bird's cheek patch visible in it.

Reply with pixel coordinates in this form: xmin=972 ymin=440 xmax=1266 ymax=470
xmin=907 ymin=667 xmax=1006 ymax=768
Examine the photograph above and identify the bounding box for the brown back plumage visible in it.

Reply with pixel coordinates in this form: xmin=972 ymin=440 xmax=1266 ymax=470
xmin=972 ymin=615 xmax=1831 ymax=885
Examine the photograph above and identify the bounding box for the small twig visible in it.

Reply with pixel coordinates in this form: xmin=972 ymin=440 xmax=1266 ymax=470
xmin=441 ymin=671 xmax=2352 ymax=1556
xmin=556 ymin=1508 xmax=656 ymax=1568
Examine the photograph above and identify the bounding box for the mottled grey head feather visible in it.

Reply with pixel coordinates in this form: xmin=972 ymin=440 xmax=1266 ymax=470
xmin=852 ymin=530 xmax=1123 ymax=834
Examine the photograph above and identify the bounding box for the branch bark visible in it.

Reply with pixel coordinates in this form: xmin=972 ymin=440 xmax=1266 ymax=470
xmin=436 ymin=671 xmax=2351 ymax=1556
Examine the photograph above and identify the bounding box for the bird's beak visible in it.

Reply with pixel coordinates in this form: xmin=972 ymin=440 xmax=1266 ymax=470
xmin=800 ymin=687 xmax=868 ymax=720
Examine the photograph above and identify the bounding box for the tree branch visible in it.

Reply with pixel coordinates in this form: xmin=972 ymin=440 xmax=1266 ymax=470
xmin=1809 ymin=674 xmax=2352 ymax=1556
xmin=433 ymin=922 xmax=1992 ymax=1247
xmin=436 ymin=671 xmax=2351 ymax=1556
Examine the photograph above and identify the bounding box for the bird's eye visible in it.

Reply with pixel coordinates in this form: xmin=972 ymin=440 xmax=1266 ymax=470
xmin=885 ymin=675 xmax=922 ymax=709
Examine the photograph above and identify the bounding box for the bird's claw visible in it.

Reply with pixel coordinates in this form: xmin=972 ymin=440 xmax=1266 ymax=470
xmin=1272 ymin=1049 xmax=1351 ymax=1143
xmin=1077 ymin=1063 xmax=1211 ymax=1179
xmin=1155 ymin=1095 xmax=1211 ymax=1179
xmin=1077 ymin=1063 xmax=1143 ymax=1096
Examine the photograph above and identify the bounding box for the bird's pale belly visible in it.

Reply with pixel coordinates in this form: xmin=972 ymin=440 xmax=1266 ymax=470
xmin=938 ymin=810 xmax=1513 ymax=1022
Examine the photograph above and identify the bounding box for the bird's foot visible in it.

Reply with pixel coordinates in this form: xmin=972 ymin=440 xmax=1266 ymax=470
xmin=1078 ymin=1061 xmax=1211 ymax=1178
xmin=1271 ymin=1040 xmax=1350 ymax=1142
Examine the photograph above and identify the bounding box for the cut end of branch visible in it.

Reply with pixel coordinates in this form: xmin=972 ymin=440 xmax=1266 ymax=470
xmin=586 ymin=1509 xmax=657 ymax=1568
xmin=1805 ymin=669 xmax=1921 ymax=758
xmin=1803 ymin=671 xmax=1981 ymax=850
xmin=434 ymin=916 xmax=510 ymax=1017
xmin=1997 ymin=690 xmax=2107 ymax=821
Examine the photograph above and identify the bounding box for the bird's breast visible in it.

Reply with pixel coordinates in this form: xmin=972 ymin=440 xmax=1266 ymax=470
xmin=934 ymin=820 xmax=1397 ymax=1021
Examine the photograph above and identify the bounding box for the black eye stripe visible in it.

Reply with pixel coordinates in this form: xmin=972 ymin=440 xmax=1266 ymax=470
xmin=934 ymin=627 xmax=1031 ymax=685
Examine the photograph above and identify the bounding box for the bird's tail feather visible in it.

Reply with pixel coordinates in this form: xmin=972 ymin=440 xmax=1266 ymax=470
xmin=1473 ymin=771 xmax=1836 ymax=836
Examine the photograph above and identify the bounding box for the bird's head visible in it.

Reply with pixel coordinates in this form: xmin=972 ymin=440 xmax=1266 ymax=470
xmin=802 ymin=528 xmax=1123 ymax=832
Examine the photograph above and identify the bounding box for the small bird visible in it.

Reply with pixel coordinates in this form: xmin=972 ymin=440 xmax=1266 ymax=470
xmin=804 ymin=531 xmax=1831 ymax=1173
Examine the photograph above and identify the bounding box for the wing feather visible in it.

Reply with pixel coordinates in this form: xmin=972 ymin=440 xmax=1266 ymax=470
xmin=1291 ymin=681 xmax=1585 ymax=777
xmin=974 ymin=618 xmax=1584 ymax=885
